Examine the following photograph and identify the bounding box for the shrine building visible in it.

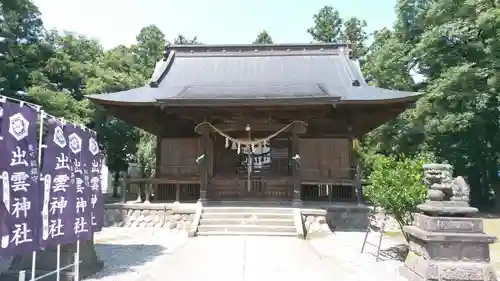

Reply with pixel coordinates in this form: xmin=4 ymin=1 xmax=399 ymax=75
xmin=87 ymin=43 xmax=421 ymax=206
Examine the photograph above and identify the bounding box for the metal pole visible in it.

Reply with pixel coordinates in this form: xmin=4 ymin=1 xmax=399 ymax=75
xmin=74 ymin=240 xmax=80 ymax=281
xmin=31 ymin=110 xmax=45 ymax=280
xmin=56 ymin=244 xmax=61 ymax=281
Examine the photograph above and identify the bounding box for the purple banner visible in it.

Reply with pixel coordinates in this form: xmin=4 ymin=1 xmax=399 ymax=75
xmin=0 ymin=101 xmax=41 ymax=255
xmin=66 ymin=125 xmax=92 ymax=240
xmin=84 ymin=131 xmax=103 ymax=232
xmin=40 ymin=120 xmax=77 ymax=247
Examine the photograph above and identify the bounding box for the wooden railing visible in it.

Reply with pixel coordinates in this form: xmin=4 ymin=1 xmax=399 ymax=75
xmin=211 ymin=177 xmax=292 ymax=199
xmin=122 ymin=177 xmax=200 ymax=202
xmin=122 ymin=166 xmax=364 ymax=203
xmin=156 ymin=165 xmax=200 ymax=177
xmin=299 ymin=167 xmax=364 ymax=202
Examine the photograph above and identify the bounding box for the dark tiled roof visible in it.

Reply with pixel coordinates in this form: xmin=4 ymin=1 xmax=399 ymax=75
xmin=87 ymin=43 xmax=421 ymax=106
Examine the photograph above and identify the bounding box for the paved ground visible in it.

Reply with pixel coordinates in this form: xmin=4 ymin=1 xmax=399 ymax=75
xmin=84 ymin=227 xmax=408 ymax=281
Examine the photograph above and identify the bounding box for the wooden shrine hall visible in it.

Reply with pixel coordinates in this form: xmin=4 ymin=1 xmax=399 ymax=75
xmin=87 ymin=43 xmax=422 ymax=205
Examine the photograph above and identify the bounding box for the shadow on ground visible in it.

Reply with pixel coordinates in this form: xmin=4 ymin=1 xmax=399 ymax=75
xmin=84 ymin=243 xmax=171 ymax=279
xmin=370 ymin=244 xmax=409 ymax=262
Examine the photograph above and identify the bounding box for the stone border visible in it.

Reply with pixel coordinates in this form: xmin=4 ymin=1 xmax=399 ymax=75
xmin=293 ymin=208 xmax=305 ymax=239
xmin=103 ymin=203 xmax=197 ymax=230
xmin=300 ymin=204 xmax=371 ymax=238
xmin=188 ymin=201 xmax=203 ymax=237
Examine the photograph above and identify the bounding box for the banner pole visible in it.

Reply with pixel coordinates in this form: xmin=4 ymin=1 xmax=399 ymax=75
xmin=56 ymin=244 xmax=61 ymax=281
xmin=31 ymin=110 xmax=45 ymax=281
xmin=74 ymin=240 xmax=80 ymax=281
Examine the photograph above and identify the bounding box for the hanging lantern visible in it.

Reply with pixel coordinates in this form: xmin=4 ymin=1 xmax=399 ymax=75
xmin=225 ymin=137 xmax=229 ymax=148
xmin=251 ymin=143 xmax=255 ymax=153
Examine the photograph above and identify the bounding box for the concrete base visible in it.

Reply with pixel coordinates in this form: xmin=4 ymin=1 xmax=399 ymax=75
xmin=1 ymin=239 xmax=103 ymax=281
xmin=401 ymin=214 xmax=498 ymax=281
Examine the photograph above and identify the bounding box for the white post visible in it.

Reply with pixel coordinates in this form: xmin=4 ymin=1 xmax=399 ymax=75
xmin=18 ymin=270 xmax=26 ymax=281
xmin=31 ymin=110 xmax=45 ymax=280
xmin=56 ymin=244 xmax=61 ymax=281
xmin=73 ymin=240 xmax=80 ymax=281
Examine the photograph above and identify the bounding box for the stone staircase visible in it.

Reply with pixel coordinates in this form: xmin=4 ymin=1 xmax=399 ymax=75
xmin=196 ymin=207 xmax=297 ymax=236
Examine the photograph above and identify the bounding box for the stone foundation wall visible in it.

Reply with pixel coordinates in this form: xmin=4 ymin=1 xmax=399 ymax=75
xmin=104 ymin=203 xmax=198 ymax=231
xmin=301 ymin=204 xmax=371 ymax=237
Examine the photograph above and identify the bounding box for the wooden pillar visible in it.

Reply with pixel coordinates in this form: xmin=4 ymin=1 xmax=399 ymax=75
xmin=199 ymin=126 xmax=209 ymax=204
xmin=175 ymin=184 xmax=181 ymax=202
xmin=144 ymin=181 xmax=151 ymax=203
xmin=154 ymin=135 xmax=161 ymax=201
xmin=292 ymin=125 xmax=302 ymax=207
xmin=350 ymin=136 xmax=364 ymax=205
xmin=120 ymin=179 xmax=128 ymax=203
xmin=354 ymin=158 xmax=364 ymax=205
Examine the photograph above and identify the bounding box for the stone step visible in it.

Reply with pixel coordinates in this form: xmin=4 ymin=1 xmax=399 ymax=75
xmin=197 ymin=224 xmax=296 ymax=233
xmin=199 ymin=218 xmax=295 ymax=226
xmin=201 ymin=212 xmax=294 ymax=220
xmin=196 ymin=231 xmax=297 ymax=237
xmin=202 ymin=207 xmax=293 ymax=214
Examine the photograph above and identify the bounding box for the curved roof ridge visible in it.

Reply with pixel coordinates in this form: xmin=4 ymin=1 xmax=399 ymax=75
xmin=167 ymin=42 xmax=350 ymax=54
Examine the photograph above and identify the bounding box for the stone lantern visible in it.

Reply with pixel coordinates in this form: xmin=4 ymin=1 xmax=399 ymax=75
xmin=400 ymin=163 xmax=498 ymax=281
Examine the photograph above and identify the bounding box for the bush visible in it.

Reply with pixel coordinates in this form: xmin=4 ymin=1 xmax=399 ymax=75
xmin=364 ymin=154 xmax=427 ymax=241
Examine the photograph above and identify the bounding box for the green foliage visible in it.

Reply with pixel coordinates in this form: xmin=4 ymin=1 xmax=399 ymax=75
xmin=359 ymin=0 xmax=500 ymax=208
xmin=307 ymin=6 xmax=343 ymax=43
xmin=364 ymin=155 xmax=427 ymax=240
xmin=0 ymin=1 xmax=203 ymax=185
xmin=136 ymin=131 xmax=157 ymax=178
xmin=253 ymin=30 xmax=273 ymax=44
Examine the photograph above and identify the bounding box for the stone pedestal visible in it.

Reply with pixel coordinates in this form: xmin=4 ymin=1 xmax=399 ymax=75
xmin=401 ymin=163 xmax=498 ymax=281
xmin=400 ymin=213 xmax=497 ymax=281
xmin=1 ymin=239 xmax=103 ymax=281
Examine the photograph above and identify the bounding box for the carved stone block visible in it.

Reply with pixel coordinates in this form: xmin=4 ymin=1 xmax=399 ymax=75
xmin=415 ymin=214 xmax=483 ymax=233
xmin=400 ymin=252 xmax=498 ymax=281
xmin=401 ymin=225 xmax=497 ymax=281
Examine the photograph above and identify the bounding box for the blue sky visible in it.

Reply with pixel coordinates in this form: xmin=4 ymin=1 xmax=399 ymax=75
xmin=33 ymin=0 xmax=398 ymax=50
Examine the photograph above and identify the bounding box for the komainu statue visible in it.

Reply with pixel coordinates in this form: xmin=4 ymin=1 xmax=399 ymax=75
xmin=419 ymin=163 xmax=476 ymax=214
xmin=451 ymin=176 xmax=470 ymax=202
xmin=422 ymin=163 xmax=454 ymax=201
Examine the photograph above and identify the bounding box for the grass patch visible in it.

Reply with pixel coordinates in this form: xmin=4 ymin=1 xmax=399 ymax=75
xmin=483 ymin=218 xmax=500 ymax=270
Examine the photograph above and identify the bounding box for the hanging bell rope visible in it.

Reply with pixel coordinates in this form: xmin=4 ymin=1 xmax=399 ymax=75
xmin=194 ymin=120 xmax=307 ymax=146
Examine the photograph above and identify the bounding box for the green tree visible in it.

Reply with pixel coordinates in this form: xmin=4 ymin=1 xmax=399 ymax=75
xmin=307 ymin=6 xmax=343 ymax=43
xmin=0 ymin=0 xmax=45 ymax=96
xmin=342 ymin=17 xmax=368 ymax=58
xmin=173 ymin=34 xmax=200 ymax=45
xmin=364 ymin=155 xmax=427 ymax=241
xmin=253 ymin=30 xmax=273 ymax=44
xmin=133 ymin=25 xmax=166 ymax=76
xmin=136 ymin=130 xmax=156 ymax=178
xmin=358 ymin=0 xmax=500 ymax=209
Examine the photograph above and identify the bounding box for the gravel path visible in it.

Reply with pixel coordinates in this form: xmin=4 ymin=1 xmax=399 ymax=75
xmin=308 ymin=231 xmax=408 ymax=281
xmin=84 ymin=227 xmax=189 ymax=281
xmin=84 ymin=228 xmax=411 ymax=281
